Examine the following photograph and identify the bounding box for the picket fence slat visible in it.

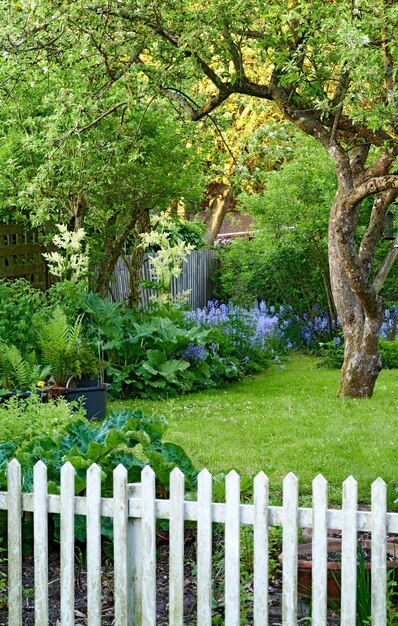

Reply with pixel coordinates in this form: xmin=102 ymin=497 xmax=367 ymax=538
xmin=141 ymin=466 xmax=156 ymax=626
xmin=311 ymin=474 xmax=328 ymax=626
xmin=169 ymin=468 xmax=185 ymax=626
xmin=341 ymin=476 xmax=358 ymax=626
xmin=60 ymin=462 xmax=75 ymax=626
xmin=7 ymin=459 xmax=22 ymax=626
xmin=3 ymin=461 xmax=398 ymax=626
xmin=128 ymin=483 xmax=143 ymax=626
xmin=87 ymin=464 xmax=102 ymax=626
xmin=113 ymin=464 xmax=129 ymax=626
xmin=33 ymin=461 xmax=49 ymax=626
xmin=371 ymin=478 xmax=387 ymax=626
xmin=282 ymin=473 xmax=298 ymax=626
xmin=225 ymin=471 xmax=241 ymax=626
xmin=253 ymin=472 xmax=269 ymax=626
xmin=197 ymin=469 xmax=213 ymax=626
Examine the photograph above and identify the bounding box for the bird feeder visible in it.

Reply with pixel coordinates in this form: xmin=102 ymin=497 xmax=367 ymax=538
xmin=383 ymin=209 xmax=395 ymax=240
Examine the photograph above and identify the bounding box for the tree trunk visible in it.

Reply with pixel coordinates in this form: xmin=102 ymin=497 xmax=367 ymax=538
xmin=329 ymin=193 xmax=383 ymax=398
xmin=203 ymin=182 xmax=233 ymax=245
xmin=127 ymin=209 xmax=150 ymax=308
xmin=95 ymin=208 xmax=150 ymax=301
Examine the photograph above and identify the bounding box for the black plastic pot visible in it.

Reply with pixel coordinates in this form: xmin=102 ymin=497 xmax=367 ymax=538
xmin=0 ymin=391 xmax=31 ymax=404
xmin=62 ymin=383 xmax=110 ymax=420
xmin=0 ymin=391 xmax=47 ymax=404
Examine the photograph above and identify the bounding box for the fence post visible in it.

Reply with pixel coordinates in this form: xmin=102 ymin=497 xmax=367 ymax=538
xmin=128 ymin=483 xmax=143 ymax=626
xmin=7 ymin=459 xmax=22 ymax=626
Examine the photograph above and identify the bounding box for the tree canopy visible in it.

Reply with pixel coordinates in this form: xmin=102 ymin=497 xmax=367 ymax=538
xmin=1 ymin=0 xmax=398 ymax=396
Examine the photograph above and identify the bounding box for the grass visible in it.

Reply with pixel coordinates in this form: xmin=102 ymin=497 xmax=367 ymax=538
xmin=109 ymin=355 xmax=398 ymax=506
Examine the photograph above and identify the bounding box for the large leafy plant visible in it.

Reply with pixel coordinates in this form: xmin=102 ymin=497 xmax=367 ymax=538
xmin=82 ymin=293 xmax=240 ymax=399
xmin=0 ymin=409 xmax=197 ymax=550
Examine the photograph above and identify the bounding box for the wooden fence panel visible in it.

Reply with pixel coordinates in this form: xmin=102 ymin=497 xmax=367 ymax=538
xmin=110 ymin=250 xmax=216 ymax=309
xmin=113 ymin=465 xmax=129 ymax=626
xmin=86 ymin=464 xmax=102 ymax=626
xmin=341 ymin=476 xmax=358 ymax=626
xmin=196 ymin=469 xmax=213 ymax=626
xmin=225 ymin=471 xmax=241 ymax=626
xmin=371 ymin=478 xmax=387 ymax=626
xmin=60 ymin=462 xmax=75 ymax=626
xmin=169 ymin=469 xmax=185 ymax=626
xmin=0 ymin=225 xmax=47 ymax=290
xmin=141 ymin=466 xmax=156 ymax=626
xmin=282 ymin=473 xmax=298 ymax=626
xmin=253 ymin=471 xmax=269 ymax=626
xmin=311 ymin=474 xmax=328 ymax=626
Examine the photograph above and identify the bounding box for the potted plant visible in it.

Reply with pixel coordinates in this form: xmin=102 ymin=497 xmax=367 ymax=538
xmin=35 ymin=306 xmax=109 ymax=419
xmin=279 ymin=538 xmax=398 ymax=601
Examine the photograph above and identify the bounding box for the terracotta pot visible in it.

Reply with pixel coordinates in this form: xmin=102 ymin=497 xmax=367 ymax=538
xmin=279 ymin=539 xmax=398 ymax=601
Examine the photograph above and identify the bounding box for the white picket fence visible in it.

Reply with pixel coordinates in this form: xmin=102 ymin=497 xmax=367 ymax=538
xmin=1 ymin=461 xmax=398 ymax=625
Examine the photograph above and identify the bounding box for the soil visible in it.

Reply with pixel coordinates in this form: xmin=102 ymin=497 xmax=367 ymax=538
xmin=2 ymin=530 xmax=396 ymax=625
xmin=0 ymin=532 xmax=289 ymax=626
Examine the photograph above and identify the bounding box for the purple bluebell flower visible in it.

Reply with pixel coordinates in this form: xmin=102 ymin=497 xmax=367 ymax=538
xmin=181 ymin=343 xmax=206 ymax=362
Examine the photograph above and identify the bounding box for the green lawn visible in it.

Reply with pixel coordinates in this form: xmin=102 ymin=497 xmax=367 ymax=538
xmin=109 ymin=355 xmax=398 ymax=506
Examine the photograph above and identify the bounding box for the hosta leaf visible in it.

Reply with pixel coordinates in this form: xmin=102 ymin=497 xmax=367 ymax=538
xmin=157 ymin=359 xmax=190 ymax=381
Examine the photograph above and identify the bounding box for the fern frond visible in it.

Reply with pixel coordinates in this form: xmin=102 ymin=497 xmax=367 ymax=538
xmin=35 ymin=306 xmax=86 ymax=385
xmin=0 ymin=342 xmax=49 ymax=391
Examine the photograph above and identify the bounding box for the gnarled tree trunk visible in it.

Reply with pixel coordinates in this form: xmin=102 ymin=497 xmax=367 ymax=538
xmin=329 ymin=189 xmax=384 ymax=398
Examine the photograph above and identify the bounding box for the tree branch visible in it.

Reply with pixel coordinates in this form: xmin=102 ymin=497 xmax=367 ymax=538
xmin=75 ymin=101 xmax=128 ymax=134
xmin=222 ymin=23 xmax=244 ymax=79
xmin=373 ymin=236 xmax=398 ymax=294
xmin=347 ymin=174 xmax=398 ymax=208
xmin=359 ymin=189 xmax=397 ymax=280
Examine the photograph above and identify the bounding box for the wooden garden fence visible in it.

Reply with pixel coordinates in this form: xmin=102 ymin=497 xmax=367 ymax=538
xmin=1 ymin=461 xmax=397 ymax=625
xmin=0 ymin=224 xmax=47 ymax=290
xmin=110 ymin=250 xmax=217 ymax=309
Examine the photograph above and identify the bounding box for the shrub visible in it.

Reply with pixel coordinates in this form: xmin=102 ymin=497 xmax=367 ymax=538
xmin=215 ymin=236 xmax=329 ymax=314
xmin=380 ymin=338 xmax=398 ymax=369
xmin=0 ymin=279 xmax=44 ymax=352
xmin=81 ymin=293 xmax=241 ymax=399
xmin=318 ymin=337 xmax=398 ymax=370
xmin=0 ymin=393 xmax=84 ymax=444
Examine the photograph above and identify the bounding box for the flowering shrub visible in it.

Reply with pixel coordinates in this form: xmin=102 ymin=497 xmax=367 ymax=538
xmin=185 ymin=300 xmax=287 ymax=372
xmin=185 ymin=301 xmax=398 ymax=371
xmin=43 ymin=224 xmax=89 ymax=283
xmin=140 ymin=213 xmax=194 ymax=304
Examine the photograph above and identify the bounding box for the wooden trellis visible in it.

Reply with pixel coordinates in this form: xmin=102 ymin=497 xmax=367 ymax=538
xmin=0 ymin=224 xmax=48 ymax=290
